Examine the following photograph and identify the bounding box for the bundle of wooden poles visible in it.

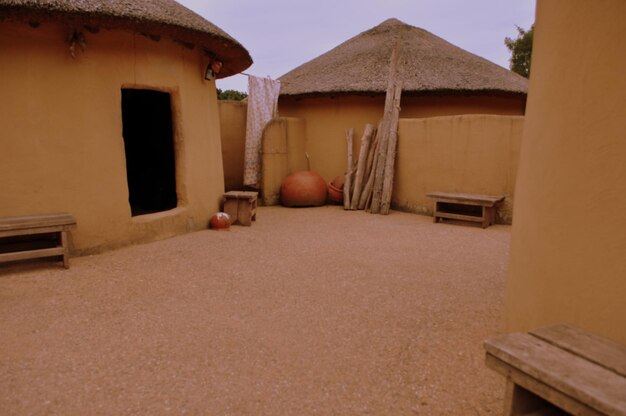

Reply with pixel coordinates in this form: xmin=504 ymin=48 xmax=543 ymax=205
xmin=343 ymin=44 xmax=402 ymax=215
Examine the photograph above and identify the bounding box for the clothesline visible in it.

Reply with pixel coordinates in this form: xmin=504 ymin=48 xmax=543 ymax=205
xmin=240 ymin=72 xmax=274 ymax=79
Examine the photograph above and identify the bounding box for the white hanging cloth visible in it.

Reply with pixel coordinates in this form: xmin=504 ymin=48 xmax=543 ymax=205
xmin=243 ymin=75 xmax=281 ymax=188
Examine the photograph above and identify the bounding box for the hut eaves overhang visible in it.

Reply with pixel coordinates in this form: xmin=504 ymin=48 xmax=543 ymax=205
xmin=0 ymin=0 xmax=252 ymax=78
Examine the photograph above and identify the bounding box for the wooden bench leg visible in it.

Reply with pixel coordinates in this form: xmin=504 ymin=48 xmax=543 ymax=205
xmin=223 ymin=198 xmax=238 ymax=225
xmin=61 ymin=230 xmax=70 ymax=269
xmin=481 ymin=206 xmax=490 ymax=228
xmin=504 ymin=380 xmax=566 ymax=416
xmin=238 ymin=199 xmax=252 ymax=226
xmin=485 ymin=206 xmax=496 ymax=226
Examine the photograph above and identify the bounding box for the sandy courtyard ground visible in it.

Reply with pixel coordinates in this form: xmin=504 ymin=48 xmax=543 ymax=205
xmin=0 ymin=206 xmax=510 ymax=415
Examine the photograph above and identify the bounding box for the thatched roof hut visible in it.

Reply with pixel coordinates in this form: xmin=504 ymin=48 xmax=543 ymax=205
xmin=279 ymin=18 xmax=527 ymax=98
xmin=0 ymin=0 xmax=251 ymax=253
xmin=0 ymin=0 xmax=252 ymax=77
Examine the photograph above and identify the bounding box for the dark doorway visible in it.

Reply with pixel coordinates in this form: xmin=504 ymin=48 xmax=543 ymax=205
xmin=121 ymin=89 xmax=177 ymax=216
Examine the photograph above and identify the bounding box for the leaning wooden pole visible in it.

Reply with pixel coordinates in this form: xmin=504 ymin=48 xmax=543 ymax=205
xmin=370 ymin=43 xmax=401 ymax=214
xmin=350 ymin=124 xmax=375 ymax=210
xmin=360 ymin=134 xmax=381 ymax=211
xmin=380 ymin=81 xmax=403 ymax=215
xmin=343 ymin=128 xmax=355 ymax=209
xmin=358 ymin=121 xmax=382 ymax=210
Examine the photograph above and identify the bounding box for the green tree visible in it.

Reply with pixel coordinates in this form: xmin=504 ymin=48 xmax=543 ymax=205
xmin=505 ymin=25 xmax=534 ymax=78
xmin=216 ymin=88 xmax=248 ymax=101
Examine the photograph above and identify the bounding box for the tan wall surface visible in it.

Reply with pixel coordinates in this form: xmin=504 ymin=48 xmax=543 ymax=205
xmin=395 ymin=115 xmax=523 ymax=223
xmin=505 ymin=0 xmax=626 ymax=344
xmin=278 ymin=95 xmax=525 ymax=182
xmin=400 ymin=95 xmax=525 ymax=118
xmin=219 ymin=100 xmax=247 ymax=191
xmin=0 ymin=21 xmax=224 ymax=254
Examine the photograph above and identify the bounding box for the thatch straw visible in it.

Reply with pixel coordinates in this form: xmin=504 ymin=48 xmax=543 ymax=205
xmin=0 ymin=0 xmax=252 ymax=78
xmin=279 ymin=18 xmax=527 ymax=98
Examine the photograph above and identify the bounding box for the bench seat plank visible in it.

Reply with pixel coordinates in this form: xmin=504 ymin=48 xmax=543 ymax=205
xmin=530 ymin=324 xmax=626 ymax=377
xmin=485 ymin=332 xmax=626 ymax=416
xmin=426 ymin=192 xmax=504 ymax=206
xmin=0 ymin=224 xmax=75 ymax=238
xmin=0 ymin=213 xmax=76 ymax=232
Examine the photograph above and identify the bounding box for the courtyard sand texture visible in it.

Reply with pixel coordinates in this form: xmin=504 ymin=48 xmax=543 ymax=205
xmin=1 ymin=206 xmax=509 ymax=415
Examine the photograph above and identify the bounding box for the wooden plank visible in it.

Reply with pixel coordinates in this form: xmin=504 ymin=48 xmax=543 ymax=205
xmin=0 ymin=213 xmax=76 ymax=231
xmin=427 ymin=192 xmax=504 ymax=206
xmin=0 ymin=247 xmax=64 ymax=264
xmin=431 ymin=198 xmax=497 ymax=208
xmin=222 ymin=198 xmax=239 ymax=225
xmin=0 ymin=224 xmax=72 ymax=238
xmin=238 ymin=198 xmax=253 ymax=226
xmin=224 ymin=191 xmax=258 ymax=200
xmin=487 ymin=354 xmax=603 ymax=416
xmin=380 ymin=80 xmax=403 ymax=215
xmin=344 ymin=128 xmax=355 ymax=210
xmin=485 ymin=333 xmax=626 ymax=416
xmin=434 ymin=212 xmax=484 ymax=223
xmin=359 ymin=123 xmax=382 ymax=210
xmin=358 ymin=122 xmax=380 ymax=209
xmin=61 ymin=230 xmax=69 ymax=269
xmin=370 ymin=42 xmax=400 ymax=214
xmin=350 ymin=124 xmax=375 ymax=210
xmin=370 ymin=120 xmax=389 ymax=213
xmin=530 ymin=324 xmax=626 ymax=377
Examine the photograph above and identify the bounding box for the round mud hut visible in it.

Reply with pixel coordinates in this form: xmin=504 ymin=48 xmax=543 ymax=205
xmin=278 ymin=18 xmax=528 ymax=181
xmin=0 ymin=0 xmax=252 ymax=253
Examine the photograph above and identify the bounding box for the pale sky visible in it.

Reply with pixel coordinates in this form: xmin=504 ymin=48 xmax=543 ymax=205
xmin=177 ymin=0 xmax=536 ymax=92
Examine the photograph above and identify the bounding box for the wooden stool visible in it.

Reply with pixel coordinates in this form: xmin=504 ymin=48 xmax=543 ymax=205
xmin=222 ymin=191 xmax=258 ymax=226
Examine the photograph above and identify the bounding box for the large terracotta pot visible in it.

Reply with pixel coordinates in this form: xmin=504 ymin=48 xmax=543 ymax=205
xmin=280 ymin=171 xmax=327 ymax=207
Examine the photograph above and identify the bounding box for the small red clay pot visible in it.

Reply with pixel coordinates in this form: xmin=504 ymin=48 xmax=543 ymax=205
xmin=209 ymin=212 xmax=231 ymax=230
xmin=330 ymin=175 xmax=345 ymax=190
xmin=327 ymin=182 xmax=343 ymax=204
xmin=280 ymin=171 xmax=327 ymax=207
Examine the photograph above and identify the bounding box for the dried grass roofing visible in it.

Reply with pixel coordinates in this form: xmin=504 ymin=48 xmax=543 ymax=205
xmin=279 ymin=18 xmax=528 ymax=98
xmin=0 ymin=0 xmax=252 ymax=78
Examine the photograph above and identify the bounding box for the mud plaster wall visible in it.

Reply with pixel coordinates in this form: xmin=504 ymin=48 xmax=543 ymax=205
xmin=278 ymin=94 xmax=525 ymax=182
xmin=395 ymin=115 xmax=523 ymax=223
xmin=505 ymin=0 xmax=626 ymax=344
xmin=219 ymin=100 xmax=247 ymax=192
xmin=0 ymin=21 xmax=224 ymax=254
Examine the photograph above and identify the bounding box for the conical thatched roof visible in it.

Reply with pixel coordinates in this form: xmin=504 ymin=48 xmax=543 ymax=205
xmin=279 ymin=18 xmax=527 ymax=98
xmin=0 ymin=0 xmax=252 ymax=78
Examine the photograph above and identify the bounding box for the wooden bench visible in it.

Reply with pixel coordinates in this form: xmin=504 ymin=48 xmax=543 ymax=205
xmin=426 ymin=192 xmax=505 ymax=228
xmin=222 ymin=191 xmax=258 ymax=226
xmin=484 ymin=324 xmax=626 ymax=416
xmin=0 ymin=213 xmax=77 ymax=269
